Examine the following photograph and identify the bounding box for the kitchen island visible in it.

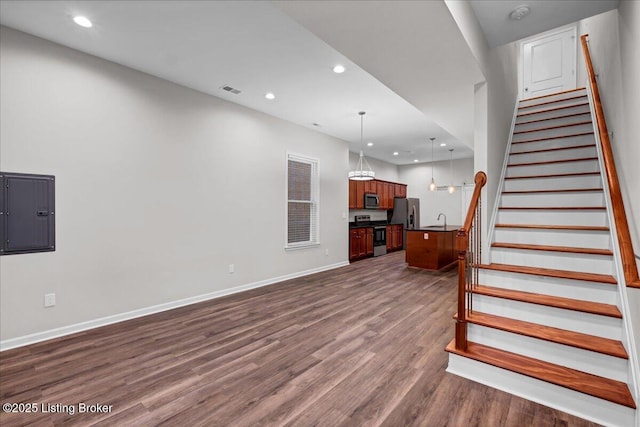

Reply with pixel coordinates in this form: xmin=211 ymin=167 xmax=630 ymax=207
xmin=406 ymin=226 xmax=460 ymax=271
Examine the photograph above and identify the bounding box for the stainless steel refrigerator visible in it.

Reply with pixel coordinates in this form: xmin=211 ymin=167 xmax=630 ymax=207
xmin=390 ymin=198 xmax=420 ymax=249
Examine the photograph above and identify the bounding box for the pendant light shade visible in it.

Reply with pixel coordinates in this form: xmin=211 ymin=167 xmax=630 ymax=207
xmin=348 ymin=111 xmax=375 ymax=181
xmin=448 ymin=148 xmax=455 ymax=194
xmin=429 ymin=137 xmax=436 ymax=191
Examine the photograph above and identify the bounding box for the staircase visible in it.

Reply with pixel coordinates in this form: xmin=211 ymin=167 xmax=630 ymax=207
xmin=446 ymin=87 xmax=637 ymax=427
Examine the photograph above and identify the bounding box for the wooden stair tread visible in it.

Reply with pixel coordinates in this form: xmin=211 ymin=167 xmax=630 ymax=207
xmin=517 ymin=102 xmax=590 ymax=118
xmin=499 ymin=206 xmax=606 ymax=210
xmin=445 ymin=339 xmax=635 ymax=408
xmin=491 ymin=242 xmax=612 ymax=256
xmin=519 ymin=87 xmax=586 ymax=103
xmin=510 ymin=143 xmax=595 ymax=155
xmin=472 ymin=285 xmax=622 ymax=319
xmin=504 ymin=171 xmax=600 ymax=180
xmin=508 ymin=157 xmax=597 ymax=167
xmin=511 ymin=131 xmax=594 ymax=145
xmin=464 ymin=310 xmax=626 ymax=357
xmin=502 ymin=188 xmax=603 ymax=194
xmin=513 ymin=121 xmax=593 ymax=135
xmin=478 ymin=263 xmax=617 ymax=284
xmin=495 ymin=224 xmax=609 ymax=232
xmin=518 ymin=94 xmax=588 ymax=110
xmin=516 ymin=111 xmax=591 ymax=126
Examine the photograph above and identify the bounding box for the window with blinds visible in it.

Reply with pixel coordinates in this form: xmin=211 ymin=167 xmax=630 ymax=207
xmin=286 ymin=153 xmax=319 ymax=249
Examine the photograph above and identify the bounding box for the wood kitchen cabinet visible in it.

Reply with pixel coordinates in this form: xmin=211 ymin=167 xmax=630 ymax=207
xmin=348 ymin=179 xmax=406 ymax=210
xmin=394 ymin=184 xmax=407 ymax=198
xmin=406 ymin=228 xmax=458 ymax=270
xmin=349 ymin=227 xmax=373 ymax=261
xmin=386 ymin=224 xmax=403 ymax=252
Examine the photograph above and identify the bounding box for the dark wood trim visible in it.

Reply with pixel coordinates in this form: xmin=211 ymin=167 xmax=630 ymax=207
xmin=510 ymin=143 xmax=596 ymax=156
xmin=513 ymin=121 xmax=592 ymax=135
xmin=512 ymin=131 xmax=594 ymax=145
xmin=516 ymin=111 xmax=591 ymax=126
xmin=491 ymin=242 xmax=613 ymax=256
xmin=581 ymin=34 xmax=639 ymax=287
xmin=502 ymin=188 xmax=603 ymax=194
xmin=504 ymin=171 xmax=600 ymax=180
xmin=520 ymin=87 xmax=587 ymax=102
xmin=495 ymin=224 xmax=609 ymax=232
xmin=518 ymin=94 xmax=588 ymax=110
xmin=508 ymin=156 xmax=597 ymax=167
xmin=464 ymin=310 xmax=625 ymax=358
xmin=445 ymin=340 xmax=635 ymax=408
xmin=472 ymin=286 xmax=622 ymax=320
xmin=517 ymin=102 xmax=590 ymax=118
xmin=478 ymin=263 xmax=617 ymax=284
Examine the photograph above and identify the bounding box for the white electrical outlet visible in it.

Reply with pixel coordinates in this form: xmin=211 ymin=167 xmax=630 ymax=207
xmin=229 ymin=263 xmax=235 ymax=274
xmin=44 ymin=293 xmax=56 ymax=307
xmin=325 ymin=249 xmax=329 ymax=256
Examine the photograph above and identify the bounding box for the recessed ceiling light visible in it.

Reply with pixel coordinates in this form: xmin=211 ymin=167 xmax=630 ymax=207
xmin=393 ymin=152 xmax=399 ymax=156
xmin=414 ymin=159 xmax=419 ymax=163
xmin=509 ymin=5 xmax=531 ymax=20
xmin=367 ymin=142 xmax=373 ymax=147
xmin=265 ymin=92 xmax=275 ymax=100
xmin=333 ymin=65 xmax=345 ymax=74
xmin=312 ymin=123 xmax=320 ymax=127
xmin=440 ymin=143 xmax=447 ymax=147
xmin=73 ymin=15 xmax=92 ymax=28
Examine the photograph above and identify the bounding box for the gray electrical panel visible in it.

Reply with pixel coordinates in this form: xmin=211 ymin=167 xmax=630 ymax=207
xmin=0 ymin=172 xmax=55 ymax=255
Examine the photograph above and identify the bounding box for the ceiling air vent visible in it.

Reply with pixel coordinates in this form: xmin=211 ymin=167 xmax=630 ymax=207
xmin=221 ymin=85 xmax=241 ymax=95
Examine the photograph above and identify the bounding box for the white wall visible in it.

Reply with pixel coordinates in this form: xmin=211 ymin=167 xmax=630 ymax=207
xmin=399 ymin=158 xmax=474 ymax=227
xmin=0 ymin=27 xmax=350 ymax=344
xmin=348 ymin=151 xmax=399 ymax=183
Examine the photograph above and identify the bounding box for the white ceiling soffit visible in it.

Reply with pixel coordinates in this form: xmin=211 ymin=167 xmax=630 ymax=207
xmin=274 ymin=0 xmax=484 ymax=155
xmin=0 ymin=0 xmax=475 ymax=165
xmin=470 ymin=0 xmax=619 ymax=48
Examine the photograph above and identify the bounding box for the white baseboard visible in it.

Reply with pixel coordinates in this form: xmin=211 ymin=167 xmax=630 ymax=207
xmin=0 ymin=261 xmax=349 ymax=351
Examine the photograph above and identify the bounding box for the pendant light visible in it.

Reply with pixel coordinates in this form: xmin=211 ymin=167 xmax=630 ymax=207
xmin=448 ymin=148 xmax=455 ymax=194
xmin=429 ymin=137 xmax=436 ymax=191
xmin=348 ymin=111 xmax=375 ymax=181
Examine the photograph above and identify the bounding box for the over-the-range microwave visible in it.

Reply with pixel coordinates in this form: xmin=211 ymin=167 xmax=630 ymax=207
xmin=364 ymin=193 xmax=380 ymax=209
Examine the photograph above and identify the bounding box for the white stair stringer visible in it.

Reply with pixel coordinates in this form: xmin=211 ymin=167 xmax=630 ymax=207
xmin=447 ymin=87 xmax=637 ymax=426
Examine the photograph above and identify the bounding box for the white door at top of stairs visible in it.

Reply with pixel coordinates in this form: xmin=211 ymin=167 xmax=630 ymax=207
xmin=520 ymin=26 xmax=577 ymax=99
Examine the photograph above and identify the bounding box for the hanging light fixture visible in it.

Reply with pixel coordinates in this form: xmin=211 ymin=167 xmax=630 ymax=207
xmin=348 ymin=111 xmax=375 ymax=181
xmin=429 ymin=137 xmax=436 ymax=191
xmin=448 ymin=148 xmax=455 ymax=194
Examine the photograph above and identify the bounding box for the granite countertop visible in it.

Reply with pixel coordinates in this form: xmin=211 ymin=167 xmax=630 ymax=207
xmin=408 ymin=225 xmax=461 ymax=232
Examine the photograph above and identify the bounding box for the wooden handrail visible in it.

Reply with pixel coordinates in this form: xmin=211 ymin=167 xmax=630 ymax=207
xmin=581 ymin=34 xmax=640 ymax=288
xmin=455 ymin=171 xmax=487 ymax=350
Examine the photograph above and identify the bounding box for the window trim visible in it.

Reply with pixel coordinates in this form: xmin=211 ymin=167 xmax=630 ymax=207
xmin=285 ymin=152 xmax=320 ymax=250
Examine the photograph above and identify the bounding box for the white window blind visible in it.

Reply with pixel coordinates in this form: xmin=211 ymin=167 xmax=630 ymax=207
xmin=286 ymin=153 xmax=319 ymax=249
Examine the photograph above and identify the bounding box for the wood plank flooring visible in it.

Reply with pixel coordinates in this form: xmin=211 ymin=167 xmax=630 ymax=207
xmin=0 ymin=251 xmax=598 ymax=426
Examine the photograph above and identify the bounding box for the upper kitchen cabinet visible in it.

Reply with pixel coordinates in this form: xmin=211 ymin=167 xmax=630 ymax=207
xmin=348 ymin=178 xmax=407 ymax=210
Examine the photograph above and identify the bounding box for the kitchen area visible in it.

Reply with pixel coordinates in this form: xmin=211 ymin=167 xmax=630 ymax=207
xmin=348 ymin=177 xmax=460 ymax=271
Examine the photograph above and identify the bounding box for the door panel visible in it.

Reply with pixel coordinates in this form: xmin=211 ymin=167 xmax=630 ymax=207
xmin=522 ymin=27 xmax=576 ymax=99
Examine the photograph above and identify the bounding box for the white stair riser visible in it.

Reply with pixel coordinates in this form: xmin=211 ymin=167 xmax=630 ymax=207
xmin=477 ymin=269 xmax=618 ymax=304
xmin=497 ymin=210 xmax=608 ymax=226
xmin=519 ymin=90 xmax=588 ymax=108
xmin=493 ymin=228 xmax=611 ymax=249
xmin=503 ymin=174 xmax=602 ymax=192
xmin=467 ymin=324 xmax=628 ymax=382
xmin=447 ymin=354 xmax=636 ymax=427
xmin=505 ymin=159 xmax=599 ymax=177
xmin=490 ymin=248 xmax=613 ymax=275
xmin=512 ymin=123 xmax=595 ymax=143
xmin=515 ymin=103 xmax=591 ymax=124
xmin=500 ymin=192 xmax=605 ymax=208
xmin=472 ymin=294 xmax=622 ymax=339
xmin=509 ymin=145 xmax=597 ymax=163
xmin=510 ymin=134 xmax=595 ymax=153
xmin=518 ymin=96 xmax=588 ymax=114
xmin=515 ymin=112 xmax=592 ymax=132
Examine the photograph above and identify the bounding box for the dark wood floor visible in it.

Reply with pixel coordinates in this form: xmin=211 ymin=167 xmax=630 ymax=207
xmin=1 ymin=251 xmax=598 ymax=426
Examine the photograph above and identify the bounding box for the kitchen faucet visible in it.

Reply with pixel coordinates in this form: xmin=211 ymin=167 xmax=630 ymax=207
xmin=437 ymin=213 xmax=447 ymax=229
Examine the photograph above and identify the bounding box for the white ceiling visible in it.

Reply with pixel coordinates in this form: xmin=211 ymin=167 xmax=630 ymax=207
xmin=470 ymin=0 xmax=619 ymax=48
xmin=0 ymin=1 xmax=621 ymax=166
